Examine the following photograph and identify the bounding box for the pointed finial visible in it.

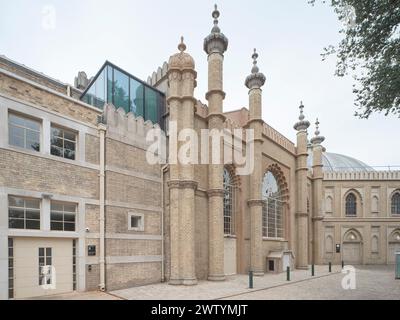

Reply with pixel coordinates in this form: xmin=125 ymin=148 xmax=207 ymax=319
xmin=299 ymin=101 xmax=305 ymax=121
xmin=178 ymin=36 xmax=186 ymax=53
xmin=211 ymin=4 xmax=221 ymax=33
xmin=251 ymin=48 xmax=259 ymax=74
xmin=315 ymin=118 xmax=320 ymax=136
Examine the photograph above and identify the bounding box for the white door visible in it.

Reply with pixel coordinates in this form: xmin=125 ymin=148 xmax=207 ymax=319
xmin=14 ymin=238 xmax=73 ymax=299
xmin=343 ymin=242 xmax=362 ymax=265
xmin=224 ymin=238 xmax=237 ymax=275
xmin=388 ymin=243 xmax=400 ymax=264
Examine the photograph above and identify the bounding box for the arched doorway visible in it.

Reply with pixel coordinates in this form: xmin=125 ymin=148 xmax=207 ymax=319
xmin=342 ymin=229 xmax=363 ymax=265
xmin=388 ymin=229 xmax=400 ymax=264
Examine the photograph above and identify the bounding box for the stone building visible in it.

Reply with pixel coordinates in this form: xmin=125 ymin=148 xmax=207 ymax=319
xmin=0 ymin=5 xmax=399 ymax=299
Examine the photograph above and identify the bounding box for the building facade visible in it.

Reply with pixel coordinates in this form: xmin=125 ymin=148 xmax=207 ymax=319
xmin=0 ymin=6 xmax=399 ymax=299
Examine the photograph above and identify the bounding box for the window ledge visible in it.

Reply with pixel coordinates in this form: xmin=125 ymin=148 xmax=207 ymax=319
xmin=224 ymin=235 xmax=237 ymax=239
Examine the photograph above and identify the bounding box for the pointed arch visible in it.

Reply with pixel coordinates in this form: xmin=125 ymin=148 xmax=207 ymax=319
xmin=343 ymin=229 xmax=363 ymax=242
xmin=344 ymin=189 xmax=363 ymax=217
xmin=261 ymin=164 xmax=289 ymax=239
xmin=389 ymin=229 xmax=400 ymax=243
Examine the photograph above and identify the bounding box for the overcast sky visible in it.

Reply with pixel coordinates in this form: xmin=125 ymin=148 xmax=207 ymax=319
xmin=1 ymin=0 xmax=399 ymax=167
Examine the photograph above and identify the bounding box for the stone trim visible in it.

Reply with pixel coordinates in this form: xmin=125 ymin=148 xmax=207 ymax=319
xmin=86 ymin=233 xmax=162 ymax=241
xmin=105 ymin=255 xmax=162 ymax=264
xmin=206 ymin=112 xmax=226 ymax=122
xmin=167 ymin=180 xmax=198 ymax=190
xmin=207 ymin=189 xmax=225 ymax=198
xmin=105 ymin=201 xmax=162 ymax=213
xmin=205 ymin=89 xmax=226 ymax=100
xmin=166 ymin=95 xmax=197 ymax=105
xmin=105 ymin=165 xmax=161 ymax=183
xmin=247 ymin=199 xmax=264 ymax=207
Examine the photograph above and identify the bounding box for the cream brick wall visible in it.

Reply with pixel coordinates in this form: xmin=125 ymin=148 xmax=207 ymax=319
xmin=106 ymin=239 xmax=161 ymax=256
xmin=0 ymin=149 xmax=99 ymax=199
xmin=85 ymin=134 xmax=100 ymax=165
xmin=106 ymin=262 xmax=161 ymax=291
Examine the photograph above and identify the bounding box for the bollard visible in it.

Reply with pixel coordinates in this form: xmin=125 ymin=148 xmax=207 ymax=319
xmin=286 ymin=266 xmax=290 ymax=281
xmin=311 ymin=264 xmax=315 ymax=276
xmin=329 ymin=262 xmax=332 ymax=273
xmin=249 ymin=270 xmax=253 ymax=289
xmin=342 ymin=260 xmax=344 ymax=269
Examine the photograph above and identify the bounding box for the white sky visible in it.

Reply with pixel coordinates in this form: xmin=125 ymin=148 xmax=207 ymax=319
xmin=1 ymin=0 xmax=399 ymax=167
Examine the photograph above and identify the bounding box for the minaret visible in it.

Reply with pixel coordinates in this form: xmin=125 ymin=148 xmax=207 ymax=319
xmin=245 ymin=49 xmax=266 ymax=275
xmin=167 ymin=37 xmax=198 ymax=285
xmin=294 ymin=102 xmax=310 ymax=269
xmin=310 ymin=118 xmax=325 ymax=265
xmin=204 ymin=4 xmax=228 ymax=281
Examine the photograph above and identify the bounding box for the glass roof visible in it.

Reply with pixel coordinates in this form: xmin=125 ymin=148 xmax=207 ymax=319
xmin=307 ymin=148 xmax=374 ymax=172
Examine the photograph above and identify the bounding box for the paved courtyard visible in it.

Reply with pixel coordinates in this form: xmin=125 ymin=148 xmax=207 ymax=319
xmin=32 ymin=265 xmax=399 ymax=300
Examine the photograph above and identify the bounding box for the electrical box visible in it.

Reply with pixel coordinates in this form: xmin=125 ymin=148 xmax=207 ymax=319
xmin=336 ymin=244 xmax=341 ymax=253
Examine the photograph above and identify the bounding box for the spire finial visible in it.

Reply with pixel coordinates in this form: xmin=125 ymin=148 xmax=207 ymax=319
xmin=315 ymin=118 xmax=320 ymax=136
xmin=211 ymin=4 xmax=221 ymax=33
xmin=299 ymin=101 xmax=305 ymax=121
xmin=178 ymin=36 xmax=186 ymax=53
xmin=251 ymin=48 xmax=259 ymax=74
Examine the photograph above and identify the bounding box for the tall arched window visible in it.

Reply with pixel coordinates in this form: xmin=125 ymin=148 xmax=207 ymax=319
xmin=223 ymin=168 xmax=235 ymax=235
xmin=262 ymin=171 xmax=283 ymax=238
xmin=345 ymin=193 xmax=357 ymax=216
xmin=391 ymin=192 xmax=400 ymax=215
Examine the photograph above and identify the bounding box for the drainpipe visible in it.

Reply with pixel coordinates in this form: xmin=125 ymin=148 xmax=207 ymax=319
xmin=98 ymin=123 xmax=107 ymax=291
xmin=161 ymin=164 xmax=168 ymax=282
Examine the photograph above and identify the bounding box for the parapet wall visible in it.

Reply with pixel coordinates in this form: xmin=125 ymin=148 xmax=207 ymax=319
xmin=263 ymin=123 xmax=296 ymax=154
xmin=323 ymin=171 xmax=400 ymax=180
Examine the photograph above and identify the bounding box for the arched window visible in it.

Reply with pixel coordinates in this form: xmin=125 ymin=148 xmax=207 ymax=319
xmin=391 ymin=192 xmax=400 ymax=215
xmin=345 ymin=193 xmax=357 ymax=216
xmin=223 ymin=168 xmax=235 ymax=235
xmin=262 ymin=171 xmax=283 ymax=238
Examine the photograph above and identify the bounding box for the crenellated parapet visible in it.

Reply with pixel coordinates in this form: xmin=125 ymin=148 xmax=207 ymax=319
xmin=263 ymin=123 xmax=296 ymax=154
xmin=102 ymin=103 xmax=161 ymax=150
xmin=146 ymin=61 xmax=169 ymax=87
xmin=324 ymin=170 xmax=400 ymax=181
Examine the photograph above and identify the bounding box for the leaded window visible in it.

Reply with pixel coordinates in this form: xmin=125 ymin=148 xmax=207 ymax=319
xmin=262 ymin=171 xmax=284 ymax=238
xmin=392 ymin=192 xmax=400 ymax=215
xmin=223 ymin=168 xmax=235 ymax=236
xmin=345 ymin=193 xmax=357 ymax=216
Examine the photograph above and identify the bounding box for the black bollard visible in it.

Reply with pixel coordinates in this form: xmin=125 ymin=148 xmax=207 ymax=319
xmin=329 ymin=262 xmax=332 ymax=273
xmin=286 ymin=266 xmax=290 ymax=281
xmin=342 ymin=260 xmax=344 ymax=269
xmin=311 ymin=264 xmax=315 ymax=276
xmin=249 ymin=270 xmax=253 ymax=289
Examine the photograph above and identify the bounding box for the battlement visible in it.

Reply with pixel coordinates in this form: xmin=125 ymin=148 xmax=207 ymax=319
xmin=323 ymin=170 xmax=400 ymax=181
xmin=263 ymin=123 xmax=296 ymax=154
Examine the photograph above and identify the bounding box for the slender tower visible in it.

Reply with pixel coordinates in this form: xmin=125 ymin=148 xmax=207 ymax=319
xmin=245 ymin=49 xmax=266 ymax=275
xmin=294 ymin=102 xmax=310 ymax=269
xmin=167 ymin=37 xmax=198 ymax=285
xmin=310 ymin=119 xmax=325 ymax=265
xmin=204 ymin=4 xmax=228 ymax=281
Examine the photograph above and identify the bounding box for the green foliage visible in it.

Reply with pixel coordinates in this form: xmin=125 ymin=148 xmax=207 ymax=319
xmin=310 ymin=0 xmax=400 ymax=118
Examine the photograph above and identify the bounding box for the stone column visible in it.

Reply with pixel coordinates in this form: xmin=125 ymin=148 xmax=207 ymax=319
xmin=311 ymin=119 xmax=325 ymax=265
xmin=167 ymin=38 xmax=198 ymax=285
xmin=245 ymin=49 xmax=266 ymax=276
xmin=204 ymin=5 xmax=228 ymax=281
xmin=294 ymin=103 xmax=310 ymax=269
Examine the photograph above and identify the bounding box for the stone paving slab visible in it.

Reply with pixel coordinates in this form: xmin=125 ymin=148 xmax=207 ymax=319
xmin=111 ymin=265 xmax=342 ymax=300
xmin=25 ymin=291 xmax=121 ymax=300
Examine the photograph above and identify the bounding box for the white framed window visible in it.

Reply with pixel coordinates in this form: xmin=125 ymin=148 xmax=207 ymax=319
xmin=223 ymin=168 xmax=235 ymax=236
xmin=262 ymin=171 xmax=284 ymax=238
xmin=8 ymin=196 xmax=41 ymax=230
xmin=50 ymin=201 xmax=77 ymax=231
xmin=50 ymin=125 xmax=77 ymax=160
xmin=128 ymin=213 xmax=144 ymax=231
xmin=8 ymin=112 xmax=41 ymax=152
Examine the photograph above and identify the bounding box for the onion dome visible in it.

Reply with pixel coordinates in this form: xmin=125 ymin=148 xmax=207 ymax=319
xmin=293 ymin=101 xmax=310 ymax=131
xmin=310 ymin=118 xmax=325 ymax=145
xmin=168 ymin=37 xmax=195 ymax=70
xmin=203 ymin=4 xmax=228 ymax=55
xmin=245 ymin=49 xmax=266 ymax=89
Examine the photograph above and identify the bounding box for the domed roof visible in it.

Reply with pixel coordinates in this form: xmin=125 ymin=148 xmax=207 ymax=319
xmin=307 ymin=148 xmax=374 ymax=172
xmin=168 ymin=37 xmax=195 ymax=70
